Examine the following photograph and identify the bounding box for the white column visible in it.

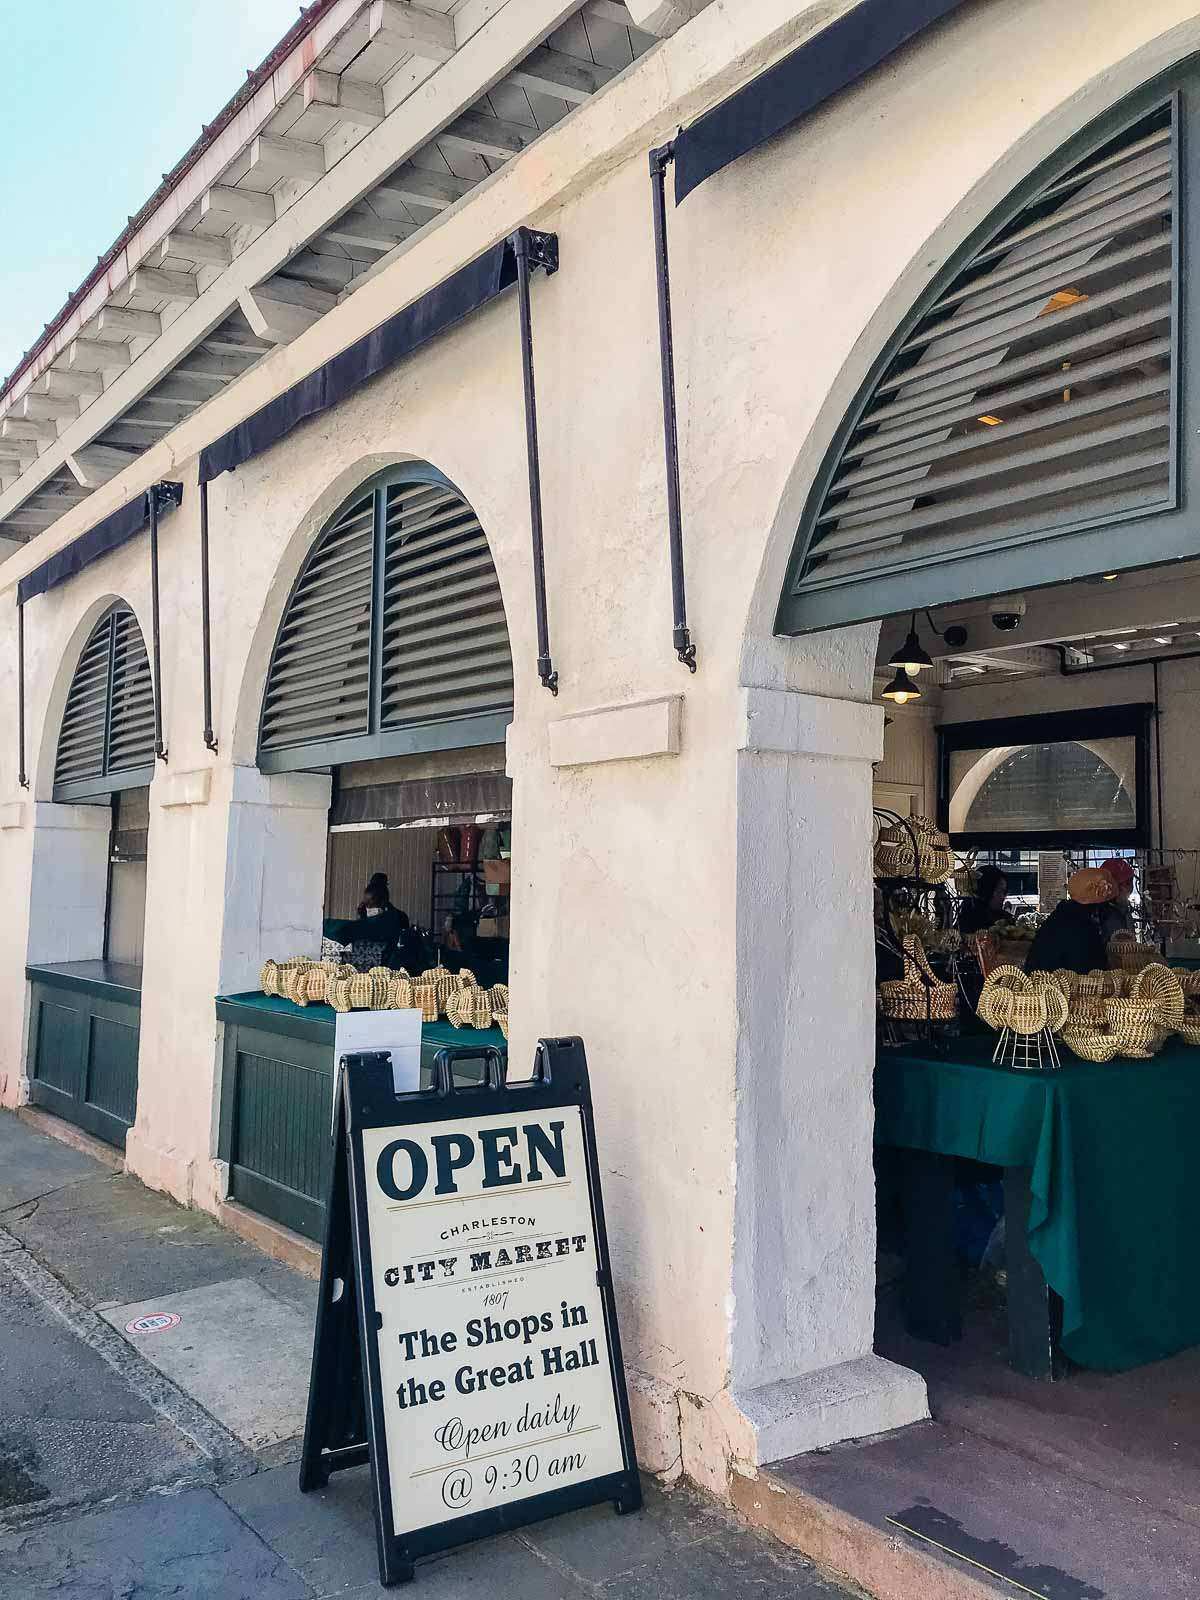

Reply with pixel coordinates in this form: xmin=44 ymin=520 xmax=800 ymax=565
xmin=681 ymin=687 xmax=927 ymax=1490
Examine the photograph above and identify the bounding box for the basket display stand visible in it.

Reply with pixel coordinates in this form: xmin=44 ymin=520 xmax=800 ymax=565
xmin=874 ymin=809 xmax=960 ymax=1053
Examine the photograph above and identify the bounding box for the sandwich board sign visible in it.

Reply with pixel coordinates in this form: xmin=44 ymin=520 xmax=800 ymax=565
xmin=299 ymin=1038 xmax=641 ymax=1586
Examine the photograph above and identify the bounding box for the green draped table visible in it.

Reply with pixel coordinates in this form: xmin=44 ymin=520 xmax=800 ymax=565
xmin=875 ymin=1035 xmax=1200 ymax=1373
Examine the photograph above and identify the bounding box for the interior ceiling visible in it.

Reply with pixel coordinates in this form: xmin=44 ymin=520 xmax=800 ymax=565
xmin=875 ymin=558 xmax=1200 ymax=685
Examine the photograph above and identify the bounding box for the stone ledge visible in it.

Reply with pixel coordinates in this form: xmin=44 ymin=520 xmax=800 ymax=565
xmin=731 ymin=1354 xmax=928 ymax=1464
xmin=739 ymin=685 xmax=884 ymax=764
xmin=217 ymin=1198 xmax=322 ymax=1279
xmin=16 ymin=1106 xmax=124 ymax=1173
xmin=731 ymin=1455 xmax=1001 ymax=1600
xmin=158 ymin=769 xmax=212 ymax=808
xmin=549 ymin=695 xmax=683 ymax=768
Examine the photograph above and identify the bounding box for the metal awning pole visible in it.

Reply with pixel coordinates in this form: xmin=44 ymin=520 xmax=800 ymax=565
xmin=17 ymin=602 xmax=28 ymax=790
xmin=512 ymin=227 xmax=560 ymax=696
xmin=147 ymin=482 xmax=182 ymax=763
xmin=650 ymin=142 xmax=697 ymax=673
xmin=199 ymin=479 xmax=217 ymax=752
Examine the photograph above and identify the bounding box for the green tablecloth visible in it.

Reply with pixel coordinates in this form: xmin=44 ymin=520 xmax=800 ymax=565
xmin=875 ymin=1036 xmax=1200 ymax=1371
xmin=217 ymin=990 xmax=506 ymax=1056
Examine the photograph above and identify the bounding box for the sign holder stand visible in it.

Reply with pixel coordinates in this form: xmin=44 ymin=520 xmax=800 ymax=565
xmin=300 ymin=1039 xmax=642 ymax=1586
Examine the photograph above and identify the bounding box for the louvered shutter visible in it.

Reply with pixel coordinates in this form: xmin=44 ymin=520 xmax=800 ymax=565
xmin=258 ymin=471 xmax=513 ymax=771
xmin=783 ymin=102 xmax=1178 ymax=631
xmin=259 ymin=490 xmax=375 ymax=754
xmin=380 ymin=481 xmax=513 ymax=729
xmin=54 ymin=605 xmax=155 ymax=798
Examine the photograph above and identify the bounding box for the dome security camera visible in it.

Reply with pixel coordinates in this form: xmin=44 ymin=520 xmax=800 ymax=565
xmin=990 ymin=595 xmax=1026 ymax=632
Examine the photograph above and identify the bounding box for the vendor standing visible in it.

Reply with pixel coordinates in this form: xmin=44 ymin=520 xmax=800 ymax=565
xmin=957 ymin=866 xmax=1014 ymax=936
xmin=1026 ymin=867 xmax=1115 ymax=975
xmin=324 ymin=872 xmax=414 ymax=970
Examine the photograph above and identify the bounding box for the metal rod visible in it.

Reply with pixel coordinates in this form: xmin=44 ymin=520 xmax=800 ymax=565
xmin=1154 ymin=657 xmax=1165 ymax=852
xmin=148 ymin=487 xmax=167 ymax=762
xmin=512 ymin=228 xmax=558 ymax=695
xmin=199 ymin=479 xmax=217 ymax=752
xmin=16 ymin=601 xmax=28 ymax=789
xmin=650 ymin=142 xmax=697 ymax=672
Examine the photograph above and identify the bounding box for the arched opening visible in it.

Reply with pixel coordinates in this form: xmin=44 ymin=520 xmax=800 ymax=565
xmin=25 ymin=601 xmax=154 ymax=1148
xmin=757 ymin=56 xmax=1200 ymax=1562
xmin=216 ymin=464 xmax=516 ymax=1240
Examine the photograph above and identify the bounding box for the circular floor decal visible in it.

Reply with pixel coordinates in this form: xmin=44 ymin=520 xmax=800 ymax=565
xmin=125 ymin=1312 xmax=181 ymax=1334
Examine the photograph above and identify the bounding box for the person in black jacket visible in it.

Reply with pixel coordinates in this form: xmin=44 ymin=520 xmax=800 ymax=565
xmin=958 ymin=865 xmax=1014 ymax=936
xmin=1025 ymin=867 xmax=1116 ymax=976
xmin=325 ymin=872 xmax=414 ymax=970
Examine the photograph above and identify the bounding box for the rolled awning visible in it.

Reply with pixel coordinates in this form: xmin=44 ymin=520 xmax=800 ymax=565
xmin=17 ymin=488 xmax=180 ymax=606
xmin=672 ymin=0 xmax=968 ymax=204
xmin=199 ymin=236 xmax=522 ymax=484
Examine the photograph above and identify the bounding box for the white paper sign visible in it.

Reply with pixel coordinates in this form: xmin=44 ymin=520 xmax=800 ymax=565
xmin=335 ymin=1008 xmax=422 ymax=1095
xmin=360 ymin=1106 xmax=625 ymax=1534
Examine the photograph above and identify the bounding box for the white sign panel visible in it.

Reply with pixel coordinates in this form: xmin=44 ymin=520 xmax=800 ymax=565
xmin=335 ymin=1007 xmax=422 ymax=1095
xmin=360 ymin=1106 xmax=625 ymax=1533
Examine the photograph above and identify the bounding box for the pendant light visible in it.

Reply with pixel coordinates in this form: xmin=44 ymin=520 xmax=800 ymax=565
xmin=887 ymin=612 xmax=933 ymax=676
xmin=881 ymin=667 xmax=921 ymax=705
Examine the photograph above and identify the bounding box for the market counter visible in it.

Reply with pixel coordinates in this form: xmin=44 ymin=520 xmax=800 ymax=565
xmin=25 ymin=961 xmax=142 ymax=1150
xmin=214 ymin=990 xmax=507 ymax=1242
xmin=876 ymin=1035 xmax=1200 ymax=1372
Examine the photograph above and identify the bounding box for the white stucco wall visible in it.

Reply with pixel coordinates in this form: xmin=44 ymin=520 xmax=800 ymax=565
xmin=3 ymin=0 xmax=1200 ymax=1490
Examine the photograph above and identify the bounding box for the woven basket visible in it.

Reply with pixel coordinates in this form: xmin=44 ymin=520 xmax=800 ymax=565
xmin=978 ymin=968 xmax=1067 ymax=1036
xmin=457 ymin=968 xmax=478 ymax=989
xmin=1176 ymin=1007 xmax=1200 ymax=1047
xmin=1061 ymin=1026 xmax=1122 ymax=1062
xmin=421 ymin=966 xmax=461 ymax=1014
xmin=1171 ymin=967 xmax=1200 ymax=998
xmin=447 ymin=986 xmax=493 ymax=1030
xmin=1074 ymin=969 xmax=1124 ymax=998
xmin=1129 ymin=962 xmax=1185 ymax=1032
xmin=412 ymin=980 xmax=438 ymax=1023
xmin=496 ymin=1013 xmax=509 ymax=1040
xmin=1108 ymin=931 xmax=1158 ymax=974
xmin=260 ymin=957 xmax=308 ymax=997
xmin=387 ymin=971 xmax=414 ymax=1009
xmin=293 ymin=962 xmax=336 ymax=1007
xmin=879 ymin=936 xmax=958 ymax=1022
xmin=874 ymin=816 xmax=954 ymax=885
xmin=489 ymin=983 xmax=509 ymax=1013
xmin=283 ymin=961 xmax=321 ymax=1005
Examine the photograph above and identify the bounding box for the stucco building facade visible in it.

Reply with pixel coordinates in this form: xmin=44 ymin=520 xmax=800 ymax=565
xmin=2 ymin=0 xmax=1198 ymax=1508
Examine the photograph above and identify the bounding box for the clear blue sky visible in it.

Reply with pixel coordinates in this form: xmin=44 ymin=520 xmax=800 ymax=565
xmin=0 ymin=0 xmax=304 ymax=381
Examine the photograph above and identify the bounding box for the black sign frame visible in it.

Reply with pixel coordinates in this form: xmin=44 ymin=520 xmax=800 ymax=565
xmin=299 ymin=1038 xmax=642 ymax=1586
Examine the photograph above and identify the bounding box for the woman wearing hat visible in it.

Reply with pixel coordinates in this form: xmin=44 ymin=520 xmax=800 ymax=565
xmin=1025 ymin=868 xmax=1116 ymax=976
xmin=1098 ymin=856 xmax=1136 ymax=944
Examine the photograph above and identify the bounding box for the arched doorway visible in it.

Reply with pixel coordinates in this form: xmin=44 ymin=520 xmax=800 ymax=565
xmin=26 ymin=601 xmax=155 ymax=1147
xmin=218 ymin=464 xmax=516 ymax=1240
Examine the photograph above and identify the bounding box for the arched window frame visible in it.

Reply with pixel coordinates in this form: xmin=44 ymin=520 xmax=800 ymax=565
xmin=778 ymin=68 xmax=1198 ymax=636
xmin=258 ymin=464 xmax=514 ymax=774
xmin=53 ymin=603 xmax=156 ymax=803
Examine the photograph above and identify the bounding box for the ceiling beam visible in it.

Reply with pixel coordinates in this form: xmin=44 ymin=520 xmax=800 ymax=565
xmin=373 ymin=166 xmax=474 ymax=210
xmin=439 ymin=112 xmax=535 ymax=161
xmin=249 ymin=133 xmax=327 ymax=184
xmin=509 ymin=46 xmax=614 ymax=104
xmin=323 ymin=208 xmax=415 ymax=250
xmin=368 ymin=1 xmax=456 ymax=63
xmin=239 ymin=278 xmax=338 ymax=344
xmin=623 ymin=0 xmax=710 ymax=36
xmin=37 ymin=368 xmax=104 ymax=400
xmin=68 ymin=337 xmax=132 ymax=373
xmin=154 ymin=232 xmax=231 ymax=268
xmin=94 ymin=305 xmax=161 ymax=340
xmin=178 ymin=350 xmax=256 ymax=384
xmin=21 ymin=393 xmax=77 ymax=423
xmin=67 ymin=446 xmax=138 ymax=488
xmin=200 ymin=185 xmax=278 ymax=227
xmin=129 ymin=266 xmax=200 ymax=305
xmin=303 ymin=69 xmax=384 ymax=129
xmin=2 ymin=417 xmax=56 ymax=443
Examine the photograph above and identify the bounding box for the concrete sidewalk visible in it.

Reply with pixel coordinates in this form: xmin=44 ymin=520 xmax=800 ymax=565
xmin=0 ymin=1110 xmax=859 ymax=1599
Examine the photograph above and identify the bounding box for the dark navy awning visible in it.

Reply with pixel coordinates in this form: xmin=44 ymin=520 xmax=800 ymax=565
xmin=17 ymin=489 xmax=180 ymax=606
xmin=199 ymin=236 xmax=523 ymax=484
xmin=672 ymin=0 xmax=968 ymax=203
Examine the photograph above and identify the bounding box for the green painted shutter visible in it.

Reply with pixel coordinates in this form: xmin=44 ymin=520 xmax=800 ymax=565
xmin=260 ymin=489 xmax=375 ymax=753
xmin=258 ymin=469 xmax=513 ymax=772
xmin=54 ymin=604 xmax=155 ymax=799
xmin=380 ymin=480 xmax=513 ymax=730
xmin=780 ymin=100 xmax=1180 ymax=632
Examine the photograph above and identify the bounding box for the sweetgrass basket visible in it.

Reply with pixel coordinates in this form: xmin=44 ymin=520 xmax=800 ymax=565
xmin=878 ymin=936 xmax=958 ymax=1022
